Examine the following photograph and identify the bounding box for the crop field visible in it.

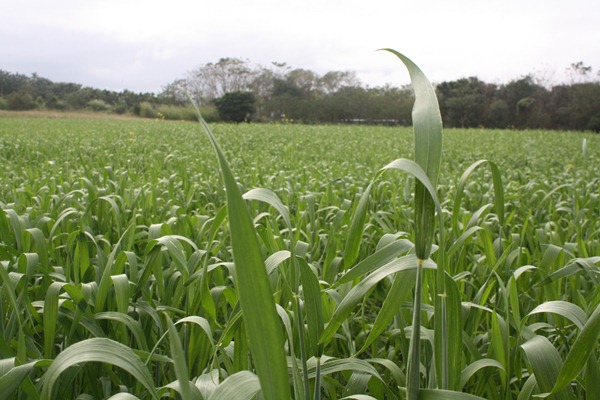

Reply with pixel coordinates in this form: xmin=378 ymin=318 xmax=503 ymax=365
xmin=0 ymin=113 xmax=599 ymax=399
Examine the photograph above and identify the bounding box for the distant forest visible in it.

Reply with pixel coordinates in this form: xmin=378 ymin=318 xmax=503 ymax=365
xmin=1 ymin=58 xmax=599 ymax=131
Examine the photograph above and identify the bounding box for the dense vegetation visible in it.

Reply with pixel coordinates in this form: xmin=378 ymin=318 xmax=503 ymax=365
xmin=0 ymin=110 xmax=598 ymax=398
xmin=2 ymin=58 xmax=599 ymax=130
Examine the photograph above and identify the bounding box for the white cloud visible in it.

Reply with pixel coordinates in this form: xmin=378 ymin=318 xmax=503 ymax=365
xmin=1 ymin=0 xmax=599 ymax=92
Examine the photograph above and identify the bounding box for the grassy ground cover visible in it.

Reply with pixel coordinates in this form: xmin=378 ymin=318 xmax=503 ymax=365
xmin=0 ymin=114 xmax=598 ymax=399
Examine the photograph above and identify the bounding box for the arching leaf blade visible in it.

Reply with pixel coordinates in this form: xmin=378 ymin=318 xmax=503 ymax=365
xmin=195 ymin=112 xmax=291 ymax=400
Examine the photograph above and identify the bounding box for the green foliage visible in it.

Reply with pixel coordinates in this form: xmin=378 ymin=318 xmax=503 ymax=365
xmin=154 ymin=104 xmax=196 ymax=121
xmin=46 ymin=96 xmax=68 ymax=110
xmin=214 ymin=91 xmax=255 ymax=123
xmin=0 ymin=104 xmax=599 ymax=399
xmin=87 ymin=99 xmax=110 ymax=112
xmin=196 ymin=111 xmax=291 ymax=399
xmin=153 ymin=104 xmax=217 ymax=122
xmin=6 ymin=90 xmax=36 ymax=110
xmin=1 ymin=64 xmax=599 ymax=130
xmin=136 ymin=101 xmax=156 ymax=118
xmin=587 ymin=113 xmax=600 ymax=132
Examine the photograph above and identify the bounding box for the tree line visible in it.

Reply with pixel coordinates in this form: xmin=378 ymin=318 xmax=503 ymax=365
xmin=0 ymin=71 xmax=159 ymax=115
xmin=1 ymin=58 xmax=599 ymax=131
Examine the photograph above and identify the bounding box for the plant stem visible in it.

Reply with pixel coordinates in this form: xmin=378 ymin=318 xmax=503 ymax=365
xmin=407 ymin=258 xmax=424 ymax=400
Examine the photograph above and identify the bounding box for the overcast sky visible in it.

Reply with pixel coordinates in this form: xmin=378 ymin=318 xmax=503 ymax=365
xmin=2 ymin=0 xmax=599 ymax=93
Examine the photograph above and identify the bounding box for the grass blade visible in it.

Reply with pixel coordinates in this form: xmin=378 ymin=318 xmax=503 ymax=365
xmin=407 ymin=258 xmax=424 ymax=400
xmin=459 ymin=359 xmax=504 ymax=390
xmin=40 ymin=338 xmax=158 ymax=400
xmin=527 ymin=301 xmax=587 ymax=330
xmin=320 ymin=255 xmax=435 ymax=346
xmin=338 ymin=239 xmax=414 ymax=285
xmin=444 ymin=273 xmax=463 ymax=391
xmin=521 ymin=335 xmax=573 ymax=400
xmin=552 ymin=301 xmax=600 ymax=395
xmin=355 ymin=269 xmax=416 ymax=356
xmin=208 ymin=371 xmax=260 ymax=400
xmin=451 ymin=160 xmax=504 ymax=233
xmin=420 ymin=389 xmax=486 ymax=400
xmin=378 ymin=158 xmax=442 ymax=217
xmin=306 ymin=357 xmax=382 ymax=380
xmin=165 ymin=314 xmax=202 ymax=400
xmin=342 ymin=183 xmax=373 ymax=269
xmin=106 ymin=394 xmax=141 ymax=400
xmin=382 ymin=50 xmax=446 ymax=394
xmin=194 ymin=111 xmax=291 ymax=400
xmin=43 ymin=282 xmax=66 ymax=358
xmin=381 ymin=48 xmax=442 ymax=260
xmin=377 ymin=156 xmax=444 ymax=393
xmin=243 ymin=187 xmax=291 ymax=228
xmin=0 ymin=360 xmax=40 ymax=400
xmin=585 ymin=352 xmax=600 ymax=398
xmin=298 ymin=257 xmax=324 ymax=358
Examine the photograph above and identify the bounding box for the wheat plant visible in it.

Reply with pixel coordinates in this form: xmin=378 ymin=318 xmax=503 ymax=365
xmin=0 ymin=52 xmax=599 ymax=399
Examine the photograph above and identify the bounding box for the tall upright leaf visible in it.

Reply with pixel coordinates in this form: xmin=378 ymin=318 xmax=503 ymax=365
xmin=193 ymin=110 xmax=291 ymax=400
xmin=382 ymin=49 xmax=443 ymax=260
xmin=382 ymin=49 xmax=445 ymax=396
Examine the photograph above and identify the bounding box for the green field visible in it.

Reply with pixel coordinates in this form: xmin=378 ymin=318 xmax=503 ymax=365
xmin=0 ymin=115 xmax=599 ymax=399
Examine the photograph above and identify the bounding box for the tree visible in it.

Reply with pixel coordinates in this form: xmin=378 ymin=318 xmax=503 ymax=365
xmin=319 ymin=71 xmax=360 ymax=94
xmin=436 ymin=77 xmax=495 ymax=127
xmin=0 ymin=70 xmax=29 ymax=97
xmin=7 ymin=90 xmax=36 ymax=110
xmin=182 ymin=58 xmax=257 ymax=106
xmin=550 ymin=82 xmax=600 ymax=130
xmin=214 ymin=91 xmax=255 ymax=122
xmin=487 ymin=99 xmax=510 ymax=128
xmin=567 ymin=61 xmax=593 ymax=84
xmin=248 ymin=66 xmax=277 ymax=120
xmin=500 ymin=76 xmax=547 ymax=128
xmin=285 ymin=69 xmax=320 ymax=96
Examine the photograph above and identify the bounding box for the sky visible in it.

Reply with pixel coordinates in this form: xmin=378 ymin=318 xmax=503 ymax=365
xmin=2 ymin=0 xmax=599 ymax=93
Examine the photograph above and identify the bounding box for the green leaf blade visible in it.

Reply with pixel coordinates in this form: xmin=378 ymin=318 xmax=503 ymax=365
xmin=197 ymin=115 xmax=291 ymax=400
xmin=552 ymin=302 xmax=600 ymax=394
xmin=382 ymin=49 xmax=442 ymax=260
xmin=40 ymin=338 xmax=158 ymax=400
